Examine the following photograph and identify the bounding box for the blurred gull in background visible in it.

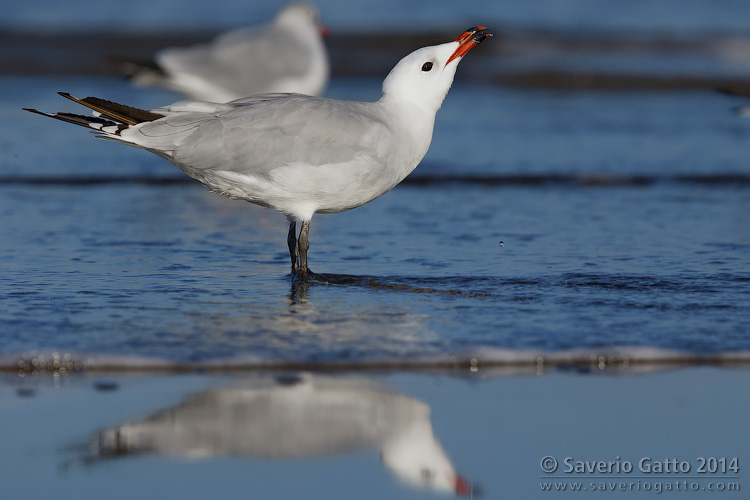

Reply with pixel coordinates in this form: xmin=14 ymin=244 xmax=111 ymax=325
xmin=113 ymin=3 xmax=330 ymax=102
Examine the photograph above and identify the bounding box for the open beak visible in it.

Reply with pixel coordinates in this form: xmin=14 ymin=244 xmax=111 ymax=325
xmin=445 ymin=26 xmax=493 ymax=66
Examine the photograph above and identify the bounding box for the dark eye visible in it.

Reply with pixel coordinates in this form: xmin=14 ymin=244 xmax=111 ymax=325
xmin=421 ymin=62 xmax=433 ymax=72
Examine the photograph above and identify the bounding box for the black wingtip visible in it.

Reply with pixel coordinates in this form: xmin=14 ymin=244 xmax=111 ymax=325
xmin=22 ymin=107 xmax=47 ymax=116
xmin=104 ymin=56 xmax=166 ymax=79
xmin=58 ymin=91 xmax=79 ymax=103
xmin=716 ymin=86 xmax=750 ymax=98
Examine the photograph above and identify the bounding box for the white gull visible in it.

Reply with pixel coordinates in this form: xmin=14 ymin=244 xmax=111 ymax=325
xmin=117 ymin=3 xmax=329 ymax=101
xmin=25 ymin=26 xmax=492 ymax=278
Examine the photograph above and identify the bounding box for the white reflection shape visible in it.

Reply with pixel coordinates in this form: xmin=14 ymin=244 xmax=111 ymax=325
xmin=92 ymin=373 xmax=470 ymax=495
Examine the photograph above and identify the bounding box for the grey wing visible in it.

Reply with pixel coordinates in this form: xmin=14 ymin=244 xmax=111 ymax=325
xmin=157 ymin=25 xmax=311 ymax=96
xmin=168 ymin=96 xmax=391 ymax=177
xmin=122 ymin=101 xmax=235 ymax=153
xmin=156 ymin=44 xmax=212 ymax=79
xmin=215 ymin=25 xmax=312 ymax=76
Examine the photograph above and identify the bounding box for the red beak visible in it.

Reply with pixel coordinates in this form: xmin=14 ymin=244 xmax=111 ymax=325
xmin=455 ymin=474 xmax=472 ymax=496
xmin=445 ymin=26 xmax=493 ymax=66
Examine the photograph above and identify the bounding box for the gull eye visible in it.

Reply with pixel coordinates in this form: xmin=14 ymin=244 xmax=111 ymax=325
xmin=421 ymin=62 xmax=433 ymax=72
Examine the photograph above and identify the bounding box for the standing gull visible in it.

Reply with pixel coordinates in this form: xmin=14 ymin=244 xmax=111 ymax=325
xmin=24 ymin=27 xmax=492 ymax=279
xmin=115 ymin=3 xmax=330 ymax=101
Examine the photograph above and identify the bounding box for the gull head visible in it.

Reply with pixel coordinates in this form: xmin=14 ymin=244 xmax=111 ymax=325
xmin=382 ymin=435 xmax=475 ymax=496
xmin=380 ymin=412 xmax=476 ymax=496
xmin=381 ymin=26 xmax=492 ymax=113
xmin=274 ymin=2 xmax=324 ymax=31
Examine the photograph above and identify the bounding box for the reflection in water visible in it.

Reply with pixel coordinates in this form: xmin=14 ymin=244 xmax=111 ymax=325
xmin=87 ymin=373 xmax=473 ymax=496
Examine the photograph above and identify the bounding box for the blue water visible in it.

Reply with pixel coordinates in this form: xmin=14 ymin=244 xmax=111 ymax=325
xmin=6 ymin=0 xmax=750 ymax=32
xmin=2 ymin=7 xmax=750 ymax=500
xmin=2 ymin=0 xmax=750 ymax=368
xmin=2 ymin=74 xmax=749 ymax=365
xmin=1 ymin=368 xmax=746 ymax=499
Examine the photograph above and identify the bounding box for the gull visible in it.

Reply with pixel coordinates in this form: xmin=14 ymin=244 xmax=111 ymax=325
xmin=114 ymin=3 xmax=330 ymax=101
xmin=24 ymin=26 xmax=492 ymax=279
xmin=88 ymin=373 xmax=474 ymax=495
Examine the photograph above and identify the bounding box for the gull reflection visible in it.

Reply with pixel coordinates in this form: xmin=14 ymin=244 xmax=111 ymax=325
xmin=89 ymin=373 xmax=472 ymax=496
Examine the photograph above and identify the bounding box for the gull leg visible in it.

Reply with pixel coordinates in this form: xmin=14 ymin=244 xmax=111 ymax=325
xmin=287 ymin=219 xmax=299 ymax=275
xmin=298 ymin=220 xmax=311 ymax=277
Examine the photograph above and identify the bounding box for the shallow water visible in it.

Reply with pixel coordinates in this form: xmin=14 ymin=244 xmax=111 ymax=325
xmin=2 ymin=75 xmax=750 ymax=365
xmin=2 ymin=6 xmax=750 ymax=498
xmin=2 ymin=368 xmax=748 ymax=499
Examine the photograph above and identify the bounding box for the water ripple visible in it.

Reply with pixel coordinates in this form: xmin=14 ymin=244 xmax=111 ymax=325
xmin=3 ymin=172 xmax=750 ymax=187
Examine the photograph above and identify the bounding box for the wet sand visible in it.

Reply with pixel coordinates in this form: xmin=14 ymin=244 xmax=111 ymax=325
xmin=1 ymin=366 xmax=747 ymax=499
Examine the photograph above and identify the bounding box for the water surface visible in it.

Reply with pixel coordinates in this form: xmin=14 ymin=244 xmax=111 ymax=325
xmin=2 ymin=76 xmax=749 ymax=365
xmin=2 ymin=7 xmax=750 ymax=499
